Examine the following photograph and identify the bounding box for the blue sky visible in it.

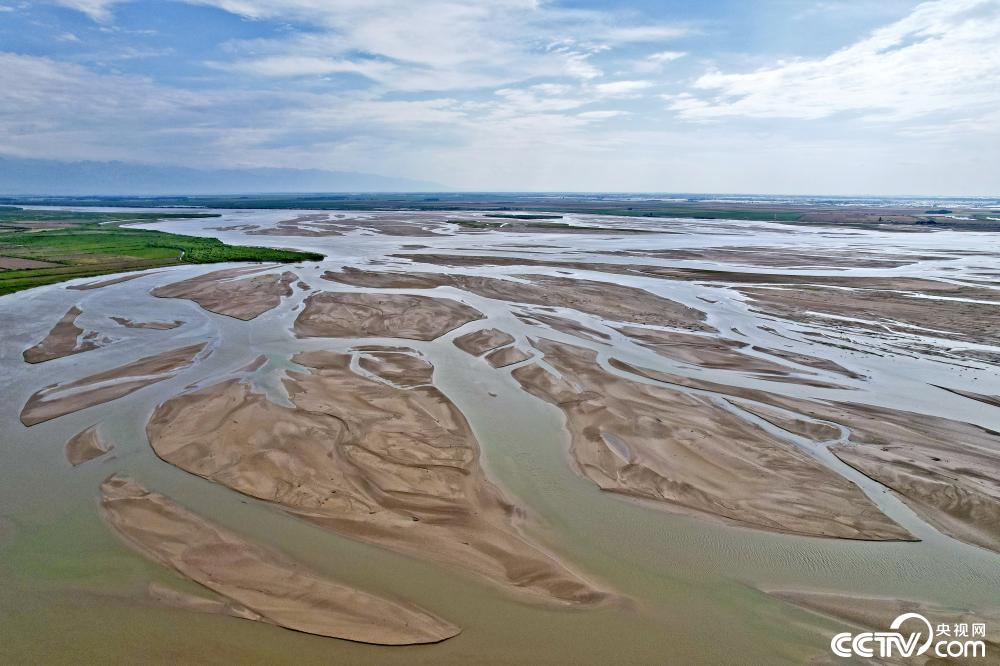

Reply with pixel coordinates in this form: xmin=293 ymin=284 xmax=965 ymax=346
xmin=1 ymin=0 xmax=998 ymax=194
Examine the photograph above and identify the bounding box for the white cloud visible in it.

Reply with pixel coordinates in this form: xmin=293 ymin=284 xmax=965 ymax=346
xmin=52 ymin=0 xmax=120 ymax=21
xmin=648 ymin=50 xmax=686 ymax=63
xmin=593 ymin=79 xmax=653 ymax=95
xmin=671 ymin=0 xmax=1000 ymax=123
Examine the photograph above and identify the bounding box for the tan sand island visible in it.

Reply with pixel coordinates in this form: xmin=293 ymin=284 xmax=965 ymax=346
xmin=356 ymin=346 xmax=434 ymax=387
xmin=67 ymin=271 xmax=163 ymax=290
xmin=21 ymin=343 xmax=207 ymax=426
xmin=23 ymin=305 xmax=105 ymax=363
xmin=100 ymin=476 xmax=459 ymax=645
xmin=65 ymin=425 xmax=112 ymax=466
xmin=515 ymin=311 xmax=611 ymax=343
xmin=146 ymin=350 xmax=607 ymax=606
xmin=485 ymin=345 xmax=533 ymax=368
xmin=605 ymin=358 xmax=1000 ymax=553
xmin=152 ymin=266 xmax=297 ymax=320
xmin=511 ymin=338 xmax=912 ymax=541
xmin=294 ymin=291 xmax=484 ymax=340
xmin=614 ymin=325 xmax=811 ymax=377
xmin=323 ymin=268 xmax=712 ymax=332
xmin=110 ymin=316 xmax=184 ymax=330
xmin=453 ymin=328 xmax=515 ymax=356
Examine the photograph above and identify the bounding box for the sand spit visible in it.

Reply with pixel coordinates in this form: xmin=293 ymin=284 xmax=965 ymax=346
xmin=615 ymin=325 xmax=801 ymax=376
xmin=146 ymin=582 xmax=263 ymax=622
xmin=322 ymin=267 xmax=450 ymax=289
xmin=357 ymin=348 xmax=434 ymax=387
xmin=486 ymin=346 xmax=533 ymax=368
xmin=110 ymin=316 xmax=183 ymax=330
xmin=146 ymin=351 xmax=607 ymax=606
xmin=606 ymin=358 xmax=1000 ymax=553
xmin=516 ymin=311 xmax=611 ymax=343
xmin=152 ymin=267 xmax=297 ymax=320
xmin=770 ymin=590 xmax=999 ymax=663
xmin=826 ymin=406 xmax=1000 ymax=554
xmin=21 ymin=343 xmax=206 ymax=426
xmin=23 ymin=306 xmax=104 ymax=364
xmin=67 ymin=271 xmax=162 ymax=290
xmin=324 ymin=268 xmax=712 ymax=332
xmin=100 ymin=476 xmax=459 ymax=645
xmin=512 ymin=339 xmax=911 ymax=541
xmin=725 ymin=399 xmax=842 ymax=442
xmin=453 ymin=328 xmax=515 ymax=356
xmin=65 ymin=425 xmax=112 ymax=466
xmin=609 ymin=247 xmax=932 ymax=269
xmin=391 ymin=253 xmax=999 ymax=298
xmin=750 ymin=345 xmax=864 ymax=380
xmin=932 ymin=385 xmax=1000 ymax=409
xmin=739 ymin=285 xmax=1000 ymax=348
xmin=294 ymin=292 xmax=484 ymax=340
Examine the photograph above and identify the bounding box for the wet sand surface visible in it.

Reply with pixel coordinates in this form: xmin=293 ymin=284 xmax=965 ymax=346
xmin=146 ymin=351 xmax=606 ymax=606
xmin=20 ymin=343 xmax=207 ymax=426
xmin=325 ymin=268 xmax=712 ymax=332
xmin=513 ymin=338 xmax=910 ymax=540
xmin=153 ymin=267 xmax=297 ymax=320
xmin=100 ymin=476 xmax=460 ymax=644
xmin=2 ymin=209 xmax=999 ymax=664
xmin=65 ymin=424 xmax=112 ymax=466
xmin=23 ymin=305 xmax=105 ymax=363
xmin=295 ymin=292 xmax=484 ymax=340
xmin=110 ymin=316 xmax=184 ymax=330
xmin=453 ymin=328 xmax=515 ymax=356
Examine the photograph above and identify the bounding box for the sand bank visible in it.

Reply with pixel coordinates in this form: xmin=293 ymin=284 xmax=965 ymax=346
xmin=23 ymin=306 xmax=104 ymax=363
xmin=65 ymin=425 xmax=112 ymax=466
xmin=67 ymin=271 xmax=162 ymax=290
xmin=516 ymin=311 xmax=611 ymax=343
xmin=486 ymin=346 xmax=533 ymax=368
xmin=512 ymin=339 xmax=911 ymax=541
xmin=100 ymin=476 xmax=459 ymax=644
xmin=606 ymin=358 xmax=1000 ymax=553
xmin=609 ymin=247 xmax=934 ymax=269
xmin=615 ymin=326 xmax=799 ymax=375
xmin=453 ymin=328 xmax=515 ymax=356
xmin=146 ymin=350 xmax=607 ymax=605
xmin=294 ymin=292 xmax=483 ymax=340
xmin=324 ymin=268 xmax=712 ymax=332
xmin=357 ymin=347 xmax=434 ymax=387
xmin=21 ymin=343 xmax=206 ymax=426
xmin=152 ymin=267 xmax=297 ymax=320
xmin=110 ymin=316 xmax=183 ymax=330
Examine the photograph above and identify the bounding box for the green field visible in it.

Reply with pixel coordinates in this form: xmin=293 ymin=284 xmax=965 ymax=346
xmin=0 ymin=208 xmax=323 ymax=295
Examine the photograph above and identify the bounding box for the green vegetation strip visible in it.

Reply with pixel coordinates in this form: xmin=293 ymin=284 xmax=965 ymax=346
xmin=0 ymin=209 xmax=323 ymax=295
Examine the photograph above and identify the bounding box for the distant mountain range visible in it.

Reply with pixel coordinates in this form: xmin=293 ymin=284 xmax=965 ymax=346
xmin=0 ymin=156 xmax=447 ymax=195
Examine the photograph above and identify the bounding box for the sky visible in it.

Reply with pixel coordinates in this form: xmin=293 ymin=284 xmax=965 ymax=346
xmin=0 ymin=0 xmax=998 ymax=195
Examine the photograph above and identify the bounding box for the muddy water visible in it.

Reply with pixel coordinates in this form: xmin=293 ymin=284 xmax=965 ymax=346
xmin=1 ymin=209 xmax=999 ymax=664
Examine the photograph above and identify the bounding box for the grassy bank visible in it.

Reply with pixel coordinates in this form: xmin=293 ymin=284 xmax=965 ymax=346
xmin=0 ymin=208 xmax=323 ymax=295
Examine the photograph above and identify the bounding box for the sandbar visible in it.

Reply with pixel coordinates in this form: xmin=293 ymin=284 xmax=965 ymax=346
xmin=65 ymin=425 xmax=112 ymax=466
xmin=23 ymin=306 xmax=103 ymax=363
xmin=152 ymin=267 xmax=297 ymax=320
xmin=294 ymin=292 xmax=483 ymax=340
xmin=453 ymin=328 xmax=515 ymax=356
xmin=512 ymin=339 xmax=911 ymax=541
xmin=146 ymin=350 xmax=607 ymax=605
xmin=21 ymin=343 xmax=206 ymax=426
xmin=100 ymin=476 xmax=459 ymax=645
